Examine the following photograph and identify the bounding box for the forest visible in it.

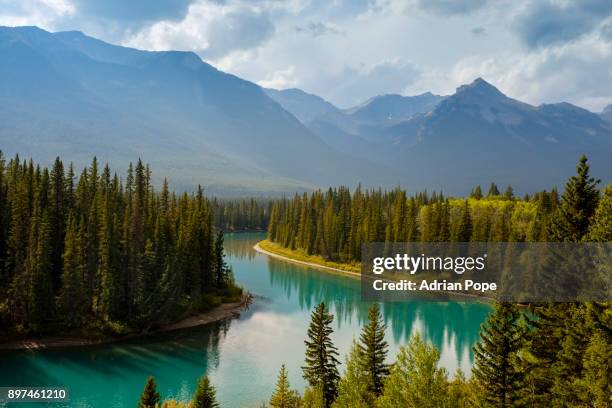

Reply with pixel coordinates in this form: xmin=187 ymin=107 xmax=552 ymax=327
xmin=135 ymin=156 xmax=610 ymax=407
xmin=0 ymin=153 xmax=241 ymax=339
xmin=267 ymin=157 xmax=608 ymax=262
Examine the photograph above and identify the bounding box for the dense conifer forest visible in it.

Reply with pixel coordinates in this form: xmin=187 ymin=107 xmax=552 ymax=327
xmin=267 ymin=181 xmax=560 ymax=263
xmin=0 ymin=153 xmax=240 ymax=338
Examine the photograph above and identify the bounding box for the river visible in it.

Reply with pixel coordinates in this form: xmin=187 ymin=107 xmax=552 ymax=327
xmin=0 ymin=232 xmax=491 ymax=407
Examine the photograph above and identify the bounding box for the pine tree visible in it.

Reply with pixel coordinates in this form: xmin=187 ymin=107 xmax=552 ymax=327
xmin=487 ymin=183 xmax=500 ymax=197
xmin=333 ymin=342 xmax=373 ymax=408
xmin=57 ymin=215 xmax=85 ymax=324
xmin=191 ymin=376 xmax=219 ymax=408
xmin=503 ymin=185 xmax=514 ymax=200
xmin=548 ymin=155 xmax=600 ymax=242
xmin=138 ymin=376 xmax=160 ymax=408
xmin=455 ymin=200 xmax=472 ymax=242
xmin=587 ymin=184 xmax=612 ymax=241
xmin=358 ymin=303 xmax=389 ymax=396
xmin=473 ymin=302 xmax=524 ymax=407
xmin=302 ymin=302 xmax=340 ymax=407
xmin=269 ymin=364 xmax=300 ymax=408
xmin=377 ymin=334 xmax=448 ymax=408
xmin=470 ymin=185 xmax=483 ymax=200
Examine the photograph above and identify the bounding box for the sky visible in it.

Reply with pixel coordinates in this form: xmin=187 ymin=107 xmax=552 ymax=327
xmin=1 ymin=0 xmax=612 ymax=111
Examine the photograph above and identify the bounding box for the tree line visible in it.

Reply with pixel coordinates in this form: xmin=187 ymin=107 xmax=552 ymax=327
xmin=266 ymin=179 xmax=564 ymax=263
xmin=0 ymin=153 xmax=240 ymax=337
xmin=211 ymin=197 xmax=270 ymax=232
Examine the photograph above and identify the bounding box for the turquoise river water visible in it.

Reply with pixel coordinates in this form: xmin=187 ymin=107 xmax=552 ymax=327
xmin=0 ymin=232 xmax=491 ymax=407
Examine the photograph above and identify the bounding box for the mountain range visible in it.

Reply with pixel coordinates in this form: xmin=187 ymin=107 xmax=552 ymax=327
xmin=1 ymin=26 xmax=611 ymax=195
xmin=267 ymin=79 xmax=612 ymax=193
xmin=0 ymin=26 xmax=396 ymax=195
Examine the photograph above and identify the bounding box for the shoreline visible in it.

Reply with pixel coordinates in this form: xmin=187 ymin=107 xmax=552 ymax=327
xmin=254 ymin=241 xmax=494 ymax=303
xmin=0 ymin=294 xmax=251 ymax=351
xmin=253 ymin=242 xmax=362 ymax=279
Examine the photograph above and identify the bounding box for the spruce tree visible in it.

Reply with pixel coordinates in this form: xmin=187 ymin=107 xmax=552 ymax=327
xmin=473 ymin=302 xmax=524 ymax=407
xmin=358 ymin=303 xmax=389 ymax=396
xmin=548 ymin=155 xmax=600 ymax=242
xmin=138 ymin=376 xmax=160 ymax=408
xmin=191 ymin=376 xmax=219 ymax=408
xmin=455 ymin=200 xmax=472 ymax=242
xmin=302 ymin=302 xmax=340 ymax=407
xmin=487 ymin=182 xmax=500 ymax=197
xmin=470 ymin=185 xmax=483 ymax=200
xmin=377 ymin=334 xmax=448 ymax=408
xmin=503 ymin=185 xmax=514 ymax=200
xmin=587 ymin=184 xmax=612 ymax=241
xmin=269 ymin=364 xmax=300 ymax=408
xmin=333 ymin=342 xmax=373 ymax=408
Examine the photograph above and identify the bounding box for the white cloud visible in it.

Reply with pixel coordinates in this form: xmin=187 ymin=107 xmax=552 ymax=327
xmin=124 ymin=1 xmax=275 ymax=58
xmin=0 ymin=0 xmax=75 ymax=29
xmin=257 ymin=65 xmax=298 ymax=89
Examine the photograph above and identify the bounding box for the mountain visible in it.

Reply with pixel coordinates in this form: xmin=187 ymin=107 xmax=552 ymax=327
xmin=263 ymin=88 xmax=340 ymax=123
xmin=343 ymin=92 xmax=445 ymax=125
xmin=379 ymin=78 xmax=612 ymax=192
xmin=0 ymin=26 xmax=398 ymax=195
xmin=601 ymin=104 xmax=612 ymax=124
xmin=266 ymin=89 xmax=446 ymax=161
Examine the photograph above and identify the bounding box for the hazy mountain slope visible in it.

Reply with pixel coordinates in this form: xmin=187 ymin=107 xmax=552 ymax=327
xmin=0 ymin=26 xmax=394 ymax=195
xmin=344 ymin=92 xmax=445 ymax=125
xmin=264 ymin=88 xmax=341 ymax=123
xmin=601 ymin=104 xmax=612 ymax=124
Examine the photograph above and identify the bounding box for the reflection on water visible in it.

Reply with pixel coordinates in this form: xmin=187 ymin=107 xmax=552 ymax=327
xmin=0 ymin=232 xmax=490 ymax=408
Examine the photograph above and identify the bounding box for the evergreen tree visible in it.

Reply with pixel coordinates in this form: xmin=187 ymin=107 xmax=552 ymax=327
xmin=587 ymin=184 xmax=612 ymax=241
xmin=455 ymin=200 xmax=473 ymax=242
xmin=358 ymin=303 xmax=389 ymax=396
xmin=473 ymin=302 xmax=524 ymax=407
xmin=332 ymin=342 xmax=373 ymax=408
xmin=470 ymin=185 xmax=483 ymax=200
xmin=269 ymin=364 xmax=301 ymax=408
xmin=548 ymin=155 xmax=600 ymax=242
xmin=377 ymin=334 xmax=448 ymax=408
xmin=504 ymin=185 xmax=514 ymax=200
xmin=488 ymin=183 xmax=500 ymax=197
xmin=192 ymin=376 xmax=219 ymax=408
xmin=138 ymin=376 xmax=160 ymax=408
xmin=302 ymin=302 xmax=340 ymax=407
xmin=57 ymin=215 xmax=85 ymax=324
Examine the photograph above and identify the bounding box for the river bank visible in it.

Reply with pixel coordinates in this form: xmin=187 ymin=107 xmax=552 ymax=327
xmin=0 ymin=294 xmax=251 ymax=351
xmin=255 ymin=240 xmax=495 ymax=303
xmin=254 ymin=240 xmax=361 ymax=276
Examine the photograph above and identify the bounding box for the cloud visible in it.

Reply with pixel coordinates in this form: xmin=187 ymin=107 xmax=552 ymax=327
xmin=445 ymin=32 xmax=612 ymax=111
xmin=0 ymin=0 xmax=75 ymax=29
xmin=71 ymin=0 xmax=193 ymax=25
xmin=125 ymin=1 xmax=275 ymax=59
xmin=257 ymin=66 xmax=298 ymax=89
xmin=417 ymin=0 xmax=488 ymax=16
xmin=367 ymin=0 xmax=488 ymax=16
xmin=513 ymin=0 xmax=612 ymax=49
xmin=295 ymin=21 xmax=343 ymax=37
xmin=471 ymin=26 xmax=485 ymax=37
xmin=306 ymin=59 xmax=421 ymax=107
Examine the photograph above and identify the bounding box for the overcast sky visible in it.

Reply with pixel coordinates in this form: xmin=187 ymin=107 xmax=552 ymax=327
xmin=2 ymin=0 xmax=612 ymax=111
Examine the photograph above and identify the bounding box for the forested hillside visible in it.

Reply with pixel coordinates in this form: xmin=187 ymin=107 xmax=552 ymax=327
xmin=0 ymin=153 xmax=240 ymax=338
xmin=268 ymin=182 xmax=553 ymax=263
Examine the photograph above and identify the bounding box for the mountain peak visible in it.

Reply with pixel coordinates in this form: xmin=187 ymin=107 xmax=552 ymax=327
xmin=455 ymin=77 xmax=505 ymax=99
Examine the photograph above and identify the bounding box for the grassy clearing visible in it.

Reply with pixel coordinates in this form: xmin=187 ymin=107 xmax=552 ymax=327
xmin=257 ymin=239 xmax=360 ymax=274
